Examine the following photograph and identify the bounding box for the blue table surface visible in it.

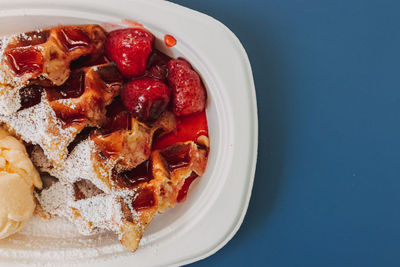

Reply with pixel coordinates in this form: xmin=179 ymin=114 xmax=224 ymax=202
xmin=170 ymin=0 xmax=400 ymax=266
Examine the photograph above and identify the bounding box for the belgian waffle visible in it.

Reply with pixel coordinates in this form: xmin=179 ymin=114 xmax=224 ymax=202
xmin=0 ymin=24 xmax=210 ymax=252
xmin=36 ymin=141 xmax=208 ymax=252
xmin=0 ymin=25 xmax=107 ymax=114
xmin=32 ymin=109 xmax=177 ymax=193
xmin=0 ymin=25 xmax=120 ymax=165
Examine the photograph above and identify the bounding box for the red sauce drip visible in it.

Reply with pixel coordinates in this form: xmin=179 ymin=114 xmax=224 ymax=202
xmin=164 ymin=34 xmax=177 ymax=47
xmin=153 ymin=111 xmax=208 ymax=150
xmin=19 ymin=85 xmax=43 ymax=110
xmin=5 ymin=47 xmax=43 ymax=76
xmin=177 ymin=172 xmax=199 ymax=202
xmin=132 ymin=187 xmax=156 ymax=211
xmin=113 ymin=160 xmax=153 ymax=189
xmin=102 ymin=112 xmax=132 ymax=134
xmin=102 ymin=111 xmax=131 ymax=134
xmin=144 ymin=49 xmax=171 ymax=81
xmin=160 ymin=143 xmax=191 ymax=171
xmin=59 ymin=71 xmax=85 ymax=98
xmin=46 ymin=71 xmax=85 ymax=100
xmin=58 ymin=27 xmax=90 ymax=51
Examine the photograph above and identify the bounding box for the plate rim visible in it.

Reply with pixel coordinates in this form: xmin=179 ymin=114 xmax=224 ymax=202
xmin=0 ymin=0 xmax=258 ymax=266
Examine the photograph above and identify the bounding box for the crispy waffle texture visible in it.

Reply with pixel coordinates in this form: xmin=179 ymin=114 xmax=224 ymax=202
xmin=0 ymin=25 xmax=107 ymax=114
xmin=36 ymin=141 xmax=208 ymax=252
xmin=0 ymin=24 xmax=210 ymax=252
xmin=31 ymin=111 xmax=177 ymax=193
xmin=0 ymin=25 xmax=121 ymax=165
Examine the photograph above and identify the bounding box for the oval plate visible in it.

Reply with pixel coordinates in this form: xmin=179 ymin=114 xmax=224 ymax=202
xmin=0 ymin=0 xmax=258 ymax=266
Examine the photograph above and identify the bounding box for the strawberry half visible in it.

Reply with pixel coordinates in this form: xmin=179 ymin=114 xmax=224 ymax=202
xmin=106 ymin=28 xmax=154 ymax=78
xmin=121 ymin=78 xmax=171 ymax=122
xmin=167 ymin=59 xmax=206 ymax=116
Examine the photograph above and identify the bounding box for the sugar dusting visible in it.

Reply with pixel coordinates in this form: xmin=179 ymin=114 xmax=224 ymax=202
xmin=0 ymin=31 xmax=134 ymax=265
xmin=0 ymin=215 xmax=133 ymax=266
xmin=32 ymin=139 xmax=112 ymax=194
xmin=0 ymin=209 xmax=162 ymax=266
xmin=0 ymin=35 xmax=24 ymax=115
xmin=36 ymin=176 xmax=143 ymax=235
xmin=0 ymin=26 xmax=173 ymax=265
xmin=0 ymin=95 xmax=78 ymax=164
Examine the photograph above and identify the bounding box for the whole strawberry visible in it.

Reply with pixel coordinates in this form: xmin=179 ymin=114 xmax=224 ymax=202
xmin=106 ymin=28 xmax=154 ymax=78
xmin=122 ymin=78 xmax=171 ymax=122
xmin=167 ymin=59 xmax=206 ymax=116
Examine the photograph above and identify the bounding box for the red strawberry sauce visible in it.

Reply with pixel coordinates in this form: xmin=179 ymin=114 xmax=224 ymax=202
xmin=152 ymin=111 xmax=209 ymax=150
xmin=164 ymin=34 xmax=177 ymax=47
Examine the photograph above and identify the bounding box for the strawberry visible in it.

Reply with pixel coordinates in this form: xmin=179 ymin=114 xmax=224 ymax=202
xmin=167 ymin=59 xmax=206 ymax=116
xmin=121 ymin=78 xmax=171 ymax=122
xmin=105 ymin=28 xmax=154 ymax=78
xmin=144 ymin=50 xmax=171 ymax=82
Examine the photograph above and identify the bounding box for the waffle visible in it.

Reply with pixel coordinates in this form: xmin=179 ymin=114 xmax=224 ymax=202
xmin=32 ymin=110 xmax=176 ymax=193
xmin=0 ymin=25 xmax=107 ymax=114
xmin=0 ymin=24 xmax=210 ymax=252
xmin=36 ymin=141 xmax=208 ymax=252
xmin=0 ymin=25 xmax=116 ymax=165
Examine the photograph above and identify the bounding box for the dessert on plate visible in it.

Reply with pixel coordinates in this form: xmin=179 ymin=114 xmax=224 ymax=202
xmin=0 ymin=22 xmax=210 ymax=252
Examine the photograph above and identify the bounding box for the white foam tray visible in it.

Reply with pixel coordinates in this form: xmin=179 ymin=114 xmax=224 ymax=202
xmin=0 ymin=0 xmax=258 ymax=266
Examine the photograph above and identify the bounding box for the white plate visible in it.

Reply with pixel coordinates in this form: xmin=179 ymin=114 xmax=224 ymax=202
xmin=0 ymin=0 xmax=258 ymax=266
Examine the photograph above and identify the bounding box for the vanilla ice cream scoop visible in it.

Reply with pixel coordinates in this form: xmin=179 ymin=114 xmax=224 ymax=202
xmin=0 ymin=128 xmax=42 ymax=239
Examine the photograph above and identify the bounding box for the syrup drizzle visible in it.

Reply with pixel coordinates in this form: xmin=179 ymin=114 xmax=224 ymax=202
xmin=160 ymin=143 xmax=191 ymax=171
xmin=5 ymin=47 xmax=43 ymax=76
xmin=57 ymin=27 xmax=90 ymax=51
xmin=112 ymin=160 xmax=153 ymax=189
xmin=19 ymin=71 xmax=86 ymax=111
xmin=101 ymin=111 xmax=132 ymax=134
xmin=131 ymin=187 xmax=156 ymax=211
xmin=177 ymin=172 xmax=198 ymax=202
xmin=46 ymin=71 xmax=86 ymax=100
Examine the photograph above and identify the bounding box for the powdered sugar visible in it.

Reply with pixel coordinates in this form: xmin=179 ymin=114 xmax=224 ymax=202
xmin=0 ymin=36 xmax=24 ymax=115
xmin=32 ymin=138 xmax=113 ymax=193
xmin=0 ymin=95 xmax=78 ymax=164
xmin=36 ymin=174 xmax=145 ymax=241
xmin=73 ymin=194 xmax=114 ymax=226
xmin=0 ymin=82 xmax=21 ymax=116
xmin=36 ymin=181 xmax=73 ymax=217
xmin=0 ymin=214 xmax=133 ymax=266
xmin=56 ymin=98 xmax=77 ymax=109
xmin=0 ymin=22 xmax=204 ymax=265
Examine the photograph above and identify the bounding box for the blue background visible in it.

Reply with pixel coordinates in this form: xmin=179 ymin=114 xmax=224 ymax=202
xmin=170 ymin=0 xmax=400 ymax=266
